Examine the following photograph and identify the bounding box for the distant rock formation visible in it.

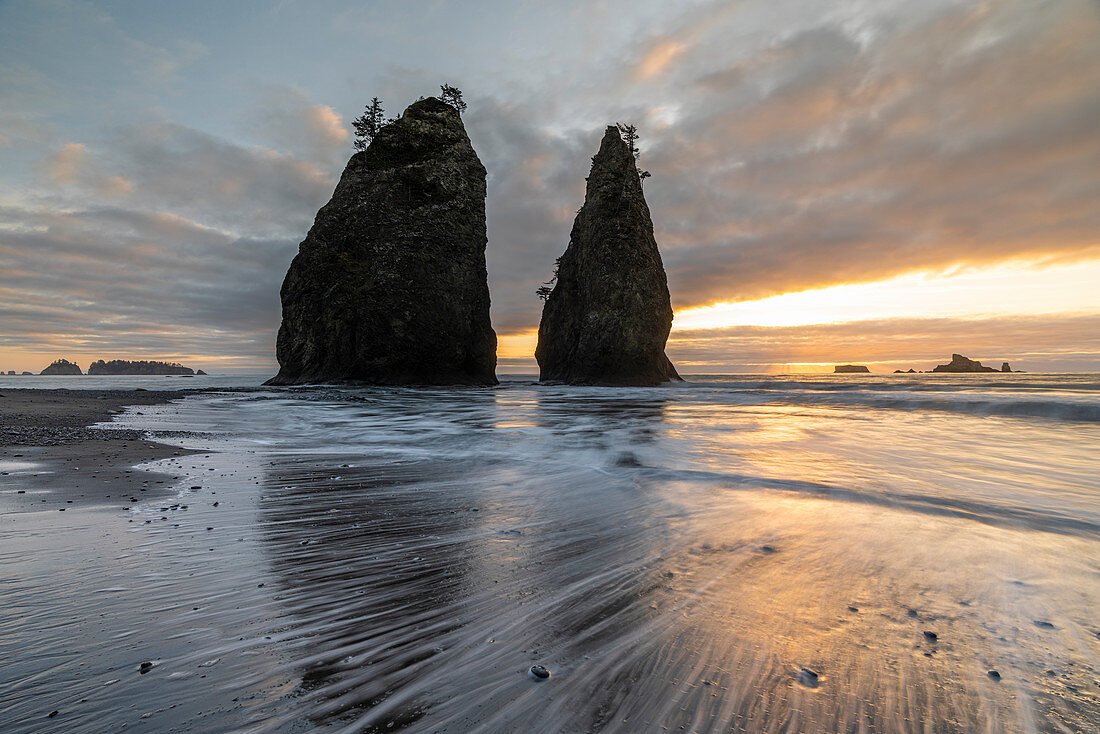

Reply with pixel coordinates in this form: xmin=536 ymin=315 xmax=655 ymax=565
xmin=40 ymin=358 xmax=82 ymax=375
xmin=5 ymin=370 xmax=13 ymax=375
xmin=1001 ymin=362 xmax=1012 ymax=373
xmin=196 ymin=369 xmax=207 ymax=376
xmin=932 ymin=354 xmax=999 ymax=373
xmin=893 ymin=369 xmax=917 ymax=373
xmin=88 ymin=359 xmax=195 ymax=375
xmin=834 ymin=365 xmax=870 ymax=373
xmin=268 ymin=97 xmax=496 ymax=386
xmin=535 ymin=126 xmax=680 ymax=386
xmin=21 ymin=371 xmax=32 ymax=375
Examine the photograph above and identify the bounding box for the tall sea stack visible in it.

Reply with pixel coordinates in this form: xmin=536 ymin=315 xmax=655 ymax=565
xmin=535 ymin=126 xmax=679 ymax=385
xmin=268 ymin=97 xmax=497 ymax=386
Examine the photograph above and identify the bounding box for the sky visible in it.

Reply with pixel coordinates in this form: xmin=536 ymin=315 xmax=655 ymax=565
xmin=1 ymin=0 xmax=1098 ymax=374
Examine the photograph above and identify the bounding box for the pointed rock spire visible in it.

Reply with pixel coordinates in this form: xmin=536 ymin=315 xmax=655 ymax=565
xmin=268 ymin=97 xmax=497 ymax=385
xmin=534 ymin=126 xmax=680 ymax=385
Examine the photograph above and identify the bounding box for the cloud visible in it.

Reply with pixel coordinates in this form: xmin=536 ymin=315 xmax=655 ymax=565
xmin=42 ymin=142 xmax=134 ymax=195
xmin=43 ymin=142 xmax=88 ymax=185
xmin=247 ymin=86 xmax=351 ymax=164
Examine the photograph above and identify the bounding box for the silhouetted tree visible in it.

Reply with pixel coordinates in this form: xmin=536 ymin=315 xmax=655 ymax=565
xmin=617 ymin=122 xmax=653 ymax=184
xmin=537 ymin=256 xmax=562 ymax=301
xmin=352 ymin=97 xmax=385 ymax=151
xmin=440 ymin=84 xmax=467 ymax=113
xmin=616 ymin=123 xmax=639 ymax=158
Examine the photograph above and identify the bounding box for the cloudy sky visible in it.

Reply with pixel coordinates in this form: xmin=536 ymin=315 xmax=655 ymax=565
xmin=1 ymin=0 xmax=1098 ymax=374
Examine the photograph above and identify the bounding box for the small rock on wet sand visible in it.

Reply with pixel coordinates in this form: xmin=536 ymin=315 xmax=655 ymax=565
xmin=796 ymin=668 xmax=820 ymax=688
xmin=988 ymin=670 xmax=1001 ymax=680
xmin=923 ymin=631 xmax=938 ymax=642
xmin=529 ymin=665 xmax=551 ymax=679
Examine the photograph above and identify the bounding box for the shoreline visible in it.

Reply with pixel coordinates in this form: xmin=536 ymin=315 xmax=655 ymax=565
xmin=0 ymin=389 xmax=203 ymax=512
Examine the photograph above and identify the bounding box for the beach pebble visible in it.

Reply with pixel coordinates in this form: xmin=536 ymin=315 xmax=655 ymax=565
xmin=796 ymin=668 xmax=820 ymax=688
xmin=139 ymin=661 xmax=154 ymax=673
xmin=988 ymin=670 xmax=1001 ymax=679
xmin=1034 ymin=620 xmax=1055 ymax=629
xmin=529 ymin=665 xmax=551 ymax=679
xmin=47 ymin=710 xmax=59 ymax=718
xmin=923 ymin=631 xmax=938 ymax=642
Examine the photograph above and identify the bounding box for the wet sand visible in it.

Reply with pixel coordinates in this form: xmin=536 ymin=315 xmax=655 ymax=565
xmin=2 ymin=381 xmax=1098 ymax=732
xmin=0 ymin=389 xmax=198 ymax=511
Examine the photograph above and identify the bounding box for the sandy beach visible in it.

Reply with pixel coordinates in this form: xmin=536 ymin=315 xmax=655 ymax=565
xmin=0 ymin=389 xmax=197 ymax=512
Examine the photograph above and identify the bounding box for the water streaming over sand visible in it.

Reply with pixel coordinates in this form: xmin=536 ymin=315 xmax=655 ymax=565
xmin=2 ymin=374 xmax=1099 ymax=732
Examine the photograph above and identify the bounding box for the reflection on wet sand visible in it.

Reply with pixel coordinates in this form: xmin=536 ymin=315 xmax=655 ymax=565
xmin=228 ymin=386 xmax=1099 ymax=732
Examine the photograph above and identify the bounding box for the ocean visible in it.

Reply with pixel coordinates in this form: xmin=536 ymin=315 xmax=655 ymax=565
xmin=2 ymin=374 xmax=1099 ymax=732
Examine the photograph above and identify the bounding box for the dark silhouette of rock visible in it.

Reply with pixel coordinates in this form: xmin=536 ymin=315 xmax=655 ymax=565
xmin=894 ymin=368 xmax=918 ymax=373
xmin=932 ymin=354 xmax=999 ymax=373
xmin=88 ymin=359 xmax=194 ymax=375
xmin=40 ymin=359 xmax=82 ymax=375
xmin=1001 ymin=362 xmax=1012 ymax=372
xmin=268 ymin=97 xmax=496 ymax=386
xmin=21 ymin=371 xmax=32 ymax=375
xmin=196 ymin=369 xmax=207 ymax=375
xmin=834 ymin=365 xmax=870 ymax=373
xmin=535 ymin=126 xmax=679 ymax=385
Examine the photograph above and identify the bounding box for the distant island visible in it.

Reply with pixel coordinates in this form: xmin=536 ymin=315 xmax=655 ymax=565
xmin=40 ymin=358 xmax=82 ymax=375
xmin=834 ymin=365 xmax=870 ymax=373
xmin=932 ymin=354 xmax=1009 ymax=373
xmin=890 ymin=354 xmax=1018 ymax=373
xmin=88 ymin=359 xmax=196 ymax=375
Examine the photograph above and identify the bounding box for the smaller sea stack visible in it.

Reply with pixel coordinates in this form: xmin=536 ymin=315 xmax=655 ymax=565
xmin=535 ymin=126 xmax=679 ymax=386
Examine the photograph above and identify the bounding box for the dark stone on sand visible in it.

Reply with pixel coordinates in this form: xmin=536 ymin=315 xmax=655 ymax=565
xmin=834 ymin=365 xmax=870 ymax=373
xmin=529 ymin=665 xmax=551 ymax=679
xmin=48 ymin=710 xmax=59 ymax=718
xmin=535 ymin=126 xmax=679 ymax=386
xmin=40 ymin=358 xmax=82 ymax=375
xmin=988 ymin=669 xmax=1001 ymax=679
xmin=1034 ymin=620 xmax=1055 ymax=629
xmin=932 ymin=354 xmax=999 ymax=373
xmin=796 ymin=668 xmax=820 ymax=687
xmin=139 ymin=661 xmax=154 ymax=673
xmin=268 ymin=97 xmax=497 ymax=386
xmin=923 ymin=631 xmax=938 ymax=641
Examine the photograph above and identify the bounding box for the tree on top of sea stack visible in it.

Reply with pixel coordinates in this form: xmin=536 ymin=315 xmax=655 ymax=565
xmin=534 ymin=125 xmax=680 ymax=386
xmin=267 ymin=95 xmax=497 ymax=386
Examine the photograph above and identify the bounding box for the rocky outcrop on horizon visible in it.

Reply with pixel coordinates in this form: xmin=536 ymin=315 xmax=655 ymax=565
xmin=932 ymin=354 xmax=1000 ymax=373
xmin=534 ymin=126 xmax=679 ymax=386
xmin=1001 ymin=362 xmax=1012 ymax=373
xmin=268 ymin=97 xmax=497 ymax=386
xmin=834 ymin=365 xmax=870 ymax=373
xmin=88 ymin=359 xmax=195 ymax=375
xmin=40 ymin=358 xmax=82 ymax=375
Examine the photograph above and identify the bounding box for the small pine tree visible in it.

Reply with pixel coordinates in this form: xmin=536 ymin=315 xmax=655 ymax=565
xmin=537 ymin=256 xmax=562 ymax=301
xmin=352 ymin=97 xmax=386 ymax=151
xmin=439 ymin=84 xmax=467 ymax=113
xmin=616 ymin=123 xmax=639 ymax=158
